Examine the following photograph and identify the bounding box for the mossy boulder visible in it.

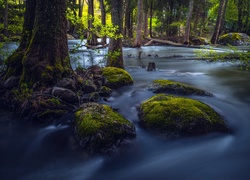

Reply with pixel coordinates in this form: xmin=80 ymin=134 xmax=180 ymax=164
xmin=138 ymin=94 xmax=228 ymax=137
xmin=74 ymin=102 xmax=136 ymax=154
xmin=219 ymin=33 xmax=250 ymax=46
xmin=102 ymin=67 xmax=133 ymax=89
xmin=147 ymin=79 xmax=213 ymax=96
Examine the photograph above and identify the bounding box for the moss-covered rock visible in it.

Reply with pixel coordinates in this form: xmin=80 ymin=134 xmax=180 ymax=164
xmin=219 ymin=33 xmax=250 ymax=46
xmin=147 ymin=79 xmax=213 ymax=96
xmin=74 ymin=102 xmax=136 ymax=154
xmin=138 ymin=94 xmax=228 ymax=137
xmin=102 ymin=67 xmax=133 ymax=89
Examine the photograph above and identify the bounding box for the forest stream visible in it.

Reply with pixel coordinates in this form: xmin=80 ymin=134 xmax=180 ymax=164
xmin=1 ymin=41 xmax=250 ymax=180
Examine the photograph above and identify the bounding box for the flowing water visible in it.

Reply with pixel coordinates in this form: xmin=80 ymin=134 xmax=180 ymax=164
xmin=1 ymin=41 xmax=250 ymax=180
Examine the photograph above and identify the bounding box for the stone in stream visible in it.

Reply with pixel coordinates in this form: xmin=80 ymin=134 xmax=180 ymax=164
xmin=137 ymin=94 xmax=229 ymax=137
xmin=74 ymin=102 xmax=136 ymax=154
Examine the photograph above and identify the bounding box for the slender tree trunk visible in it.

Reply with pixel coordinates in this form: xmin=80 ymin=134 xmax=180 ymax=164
xmin=107 ymin=0 xmax=124 ymax=68
xmin=79 ymin=0 xmax=83 ymax=18
xmin=149 ymin=1 xmax=153 ymax=38
xmin=99 ymin=0 xmax=106 ymax=44
xmin=143 ymin=10 xmax=149 ymax=37
xmin=87 ymin=0 xmax=98 ymax=45
xmin=134 ymin=0 xmax=143 ymax=47
xmin=183 ymin=0 xmax=194 ymax=44
xmin=211 ymin=0 xmax=228 ymax=44
xmin=3 ymin=0 xmax=8 ymax=36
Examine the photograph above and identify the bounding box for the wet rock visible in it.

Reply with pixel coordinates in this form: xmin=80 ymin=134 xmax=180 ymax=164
xmin=52 ymin=87 xmax=78 ymax=104
xmin=138 ymin=94 xmax=229 ymax=137
xmin=74 ymin=102 xmax=136 ymax=154
xmin=55 ymin=78 xmax=77 ymax=91
xmin=102 ymin=67 xmax=133 ymax=89
xmin=147 ymin=79 xmax=213 ymax=96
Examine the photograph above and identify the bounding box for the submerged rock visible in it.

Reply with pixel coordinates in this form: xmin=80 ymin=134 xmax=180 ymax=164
xmin=102 ymin=67 xmax=133 ymax=89
xmin=74 ymin=102 xmax=136 ymax=154
xmin=147 ymin=79 xmax=213 ymax=96
xmin=138 ymin=94 xmax=228 ymax=137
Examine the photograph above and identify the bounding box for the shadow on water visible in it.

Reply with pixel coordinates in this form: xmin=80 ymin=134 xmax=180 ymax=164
xmin=1 ymin=41 xmax=250 ymax=180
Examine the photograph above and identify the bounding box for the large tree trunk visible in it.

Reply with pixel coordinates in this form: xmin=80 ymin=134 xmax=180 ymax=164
xmin=20 ymin=0 xmax=71 ymax=87
xmin=107 ymin=0 xmax=124 ymax=68
xmin=134 ymin=0 xmax=143 ymax=47
xmin=5 ymin=0 xmax=37 ymax=79
xmin=211 ymin=0 xmax=228 ymax=44
xmin=124 ymin=0 xmax=133 ymax=38
xmin=183 ymin=0 xmax=194 ymax=44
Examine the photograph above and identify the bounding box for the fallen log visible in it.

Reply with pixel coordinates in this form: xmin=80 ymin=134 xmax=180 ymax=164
xmin=144 ymin=37 xmax=184 ymax=47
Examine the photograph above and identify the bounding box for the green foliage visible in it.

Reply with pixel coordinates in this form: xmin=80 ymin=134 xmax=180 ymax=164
xmin=194 ymin=45 xmax=250 ymax=70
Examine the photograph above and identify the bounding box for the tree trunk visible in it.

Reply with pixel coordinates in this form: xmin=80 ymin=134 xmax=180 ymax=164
xmin=99 ymin=0 xmax=106 ymax=44
xmin=79 ymin=0 xmax=83 ymax=18
xmin=183 ymin=0 xmax=194 ymax=44
xmin=149 ymin=1 xmax=153 ymax=38
xmin=107 ymin=0 xmax=124 ymax=68
xmin=134 ymin=0 xmax=143 ymax=47
xmin=3 ymin=0 xmax=8 ymax=37
xmin=143 ymin=10 xmax=149 ymax=37
xmin=87 ymin=0 xmax=98 ymax=45
xmin=211 ymin=0 xmax=228 ymax=44
xmin=5 ymin=0 xmax=37 ymax=79
xmin=20 ymin=0 xmax=71 ymax=87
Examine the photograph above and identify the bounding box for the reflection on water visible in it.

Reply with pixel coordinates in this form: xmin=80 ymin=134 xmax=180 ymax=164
xmin=1 ymin=42 xmax=250 ymax=180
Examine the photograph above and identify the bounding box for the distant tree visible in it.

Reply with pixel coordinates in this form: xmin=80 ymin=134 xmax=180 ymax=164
xmin=99 ymin=0 xmax=107 ymax=44
xmin=87 ymin=0 xmax=98 ymax=45
xmin=211 ymin=0 xmax=228 ymax=44
xmin=134 ymin=0 xmax=143 ymax=47
xmin=106 ymin=0 xmax=124 ymax=68
xmin=183 ymin=0 xmax=194 ymax=44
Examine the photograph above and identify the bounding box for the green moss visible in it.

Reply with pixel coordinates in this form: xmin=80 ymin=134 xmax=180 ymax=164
xmin=102 ymin=67 xmax=133 ymax=89
xmin=74 ymin=102 xmax=136 ymax=153
xmin=148 ymin=79 xmax=212 ymax=96
xmin=38 ymin=109 xmax=68 ymax=119
xmin=138 ymin=94 xmax=228 ymax=136
xmin=75 ymin=103 xmax=134 ymax=137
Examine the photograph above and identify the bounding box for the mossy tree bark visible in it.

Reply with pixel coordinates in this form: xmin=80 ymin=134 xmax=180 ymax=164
xmin=5 ymin=0 xmax=72 ymax=88
xmin=5 ymin=0 xmax=36 ymax=79
xmin=106 ymin=0 xmax=124 ymax=69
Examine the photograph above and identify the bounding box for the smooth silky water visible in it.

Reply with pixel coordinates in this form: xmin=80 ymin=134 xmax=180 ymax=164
xmin=1 ymin=42 xmax=250 ymax=180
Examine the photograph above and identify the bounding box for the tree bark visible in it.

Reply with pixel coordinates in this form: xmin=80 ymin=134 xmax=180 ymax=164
xmin=211 ymin=0 xmax=228 ymax=44
xmin=87 ymin=0 xmax=98 ymax=45
xmin=183 ymin=0 xmax=194 ymax=44
xmin=134 ymin=0 xmax=143 ymax=47
xmin=5 ymin=0 xmax=37 ymax=79
xmin=143 ymin=10 xmax=149 ymax=37
xmin=79 ymin=0 xmax=83 ymax=18
xmin=20 ymin=0 xmax=71 ymax=87
xmin=149 ymin=1 xmax=153 ymax=38
xmin=107 ymin=0 xmax=124 ymax=68
xmin=99 ymin=0 xmax=106 ymax=44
